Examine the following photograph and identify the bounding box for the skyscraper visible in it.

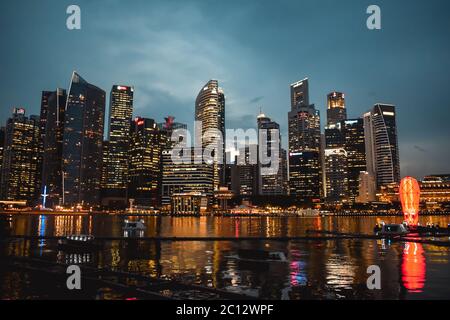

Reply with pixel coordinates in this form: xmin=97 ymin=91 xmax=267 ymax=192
xmin=41 ymin=88 xmax=67 ymax=208
xmin=161 ymin=147 xmax=214 ymax=208
xmin=257 ymin=112 xmax=285 ymax=196
xmin=327 ymin=91 xmax=347 ymax=126
xmin=356 ymin=171 xmax=376 ymax=203
xmin=1 ymin=108 xmax=40 ymax=204
xmin=324 ymin=122 xmax=348 ymax=204
xmin=103 ymin=85 xmax=134 ymax=207
xmin=289 ymin=151 xmax=322 ymax=203
xmin=158 ymin=116 xmax=188 ymax=151
xmin=364 ymin=104 xmax=400 ymax=190
xmin=128 ymin=117 xmax=163 ymax=207
xmin=62 ymin=72 xmax=106 ymax=208
xmin=38 ymin=91 xmax=53 ymax=196
xmin=231 ymin=144 xmax=259 ymax=197
xmin=288 ymin=78 xmax=322 ymax=202
xmin=0 ymin=127 xmax=5 ymax=183
xmin=289 ymin=79 xmax=321 ymax=152
xmin=342 ymin=118 xmax=366 ymax=203
xmin=324 ymin=148 xmax=348 ymax=203
xmin=101 ymin=140 xmax=109 ymax=198
xmin=291 ymin=78 xmax=309 ymax=108
xmin=324 ymin=122 xmax=344 ymax=148
xmin=323 ymin=92 xmax=348 ymax=204
xmin=195 ymin=80 xmax=225 ymax=192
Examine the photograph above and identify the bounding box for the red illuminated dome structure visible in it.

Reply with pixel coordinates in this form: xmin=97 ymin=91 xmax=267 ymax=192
xmin=399 ymin=177 xmax=421 ymax=227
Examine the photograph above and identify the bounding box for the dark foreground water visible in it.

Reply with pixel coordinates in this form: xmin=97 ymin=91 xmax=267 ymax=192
xmin=1 ymin=215 xmax=450 ymax=300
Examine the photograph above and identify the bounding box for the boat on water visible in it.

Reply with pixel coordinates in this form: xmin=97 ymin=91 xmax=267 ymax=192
xmin=123 ymin=219 xmax=145 ymax=231
xmin=374 ymin=223 xmax=409 ymax=236
xmin=123 ymin=219 xmax=145 ymax=237
xmin=58 ymin=235 xmax=102 ymax=251
xmin=227 ymin=249 xmax=287 ymax=263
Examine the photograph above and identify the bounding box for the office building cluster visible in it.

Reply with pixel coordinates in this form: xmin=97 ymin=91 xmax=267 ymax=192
xmin=0 ymin=72 xmax=447 ymax=212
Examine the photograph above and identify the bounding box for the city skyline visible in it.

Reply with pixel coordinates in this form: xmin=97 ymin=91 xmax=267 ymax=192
xmin=2 ymin=0 xmax=450 ymax=179
xmin=3 ymin=0 xmax=450 ymax=306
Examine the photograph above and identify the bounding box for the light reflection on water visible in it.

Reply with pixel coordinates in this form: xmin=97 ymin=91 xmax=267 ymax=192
xmin=1 ymin=215 xmax=450 ymax=299
xmin=402 ymin=242 xmax=426 ymax=293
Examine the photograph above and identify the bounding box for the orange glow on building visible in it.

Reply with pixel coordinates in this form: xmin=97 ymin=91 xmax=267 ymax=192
xmin=399 ymin=177 xmax=420 ymax=226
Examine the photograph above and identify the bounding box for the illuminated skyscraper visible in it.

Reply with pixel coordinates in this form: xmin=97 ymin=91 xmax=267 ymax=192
xmin=364 ymin=104 xmax=400 ymax=190
xmin=288 ymin=78 xmax=322 ymax=202
xmin=257 ymin=112 xmax=285 ymax=195
xmin=0 ymin=127 xmax=5 ymax=183
xmin=41 ymin=89 xmax=67 ymax=207
xmin=128 ymin=117 xmax=163 ymax=207
xmin=356 ymin=171 xmax=376 ymax=203
xmin=103 ymin=85 xmax=134 ymax=207
xmin=289 ymin=151 xmax=322 ymax=203
xmin=231 ymin=144 xmax=259 ymax=197
xmin=62 ymin=72 xmax=106 ymax=207
xmin=0 ymin=108 xmax=40 ymax=203
xmin=323 ymin=92 xmax=347 ymax=203
xmin=342 ymin=118 xmax=366 ymax=203
xmin=323 ymin=121 xmax=346 ymax=203
xmin=324 ymin=148 xmax=348 ymax=203
xmin=327 ymin=91 xmax=347 ymax=126
xmin=290 ymin=78 xmax=309 ymax=108
xmin=161 ymin=147 xmax=214 ymax=208
xmin=38 ymin=91 xmax=53 ymax=195
xmin=101 ymin=140 xmax=109 ymax=197
xmin=324 ymin=122 xmax=344 ymax=148
xmin=158 ymin=116 xmax=187 ymax=150
xmin=195 ymin=80 xmax=225 ymax=192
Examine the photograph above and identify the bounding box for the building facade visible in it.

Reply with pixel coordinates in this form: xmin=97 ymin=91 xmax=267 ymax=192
xmin=128 ymin=117 xmax=163 ymax=207
xmin=364 ymin=104 xmax=400 ymax=190
xmin=158 ymin=116 xmax=188 ymax=151
xmin=257 ymin=112 xmax=285 ymax=196
xmin=195 ymin=80 xmax=225 ymax=192
xmin=231 ymin=144 xmax=259 ymax=197
xmin=103 ymin=85 xmax=134 ymax=208
xmin=326 ymin=91 xmax=347 ymax=126
xmin=40 ymin=89 xmax=67 ymax=208
xmin=420 ymin=175 xmax=450 ymax=208
xmin=342 ymin=118 xmax=366 ymax=203
xmin=356 ymin=171 xmax=377 ymax=203
xmin=288 ymin=78 xmax=322 ymax=202
xmin=62 ymin=72 xmax=106 ymax=208
xmin=1 ymin=108 xmax=40 ymax=204
xmin=161 ymin=148 xmax=214 ymax=209
xmin=324 ymin=148 xmax=348 ymax=203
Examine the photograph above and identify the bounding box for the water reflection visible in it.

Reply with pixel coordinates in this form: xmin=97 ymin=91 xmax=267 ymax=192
xmin=8 ymin=214 xmax=450 ymax=238
xmin=1 ymin=215 xmax=450 ymax=299
xmin=402 ymin=242 xmax=426 ymax=293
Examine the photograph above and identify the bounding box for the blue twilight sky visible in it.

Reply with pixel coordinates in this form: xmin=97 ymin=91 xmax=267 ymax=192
xmin=1 ymin=0 xmax=449 ymax=179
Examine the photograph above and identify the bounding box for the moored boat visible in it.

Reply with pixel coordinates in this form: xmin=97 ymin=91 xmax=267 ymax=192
xmin=58 ymin=234 xmax=101 ymax=251
xmin=374 ymin=223 xmax=409 ymax=237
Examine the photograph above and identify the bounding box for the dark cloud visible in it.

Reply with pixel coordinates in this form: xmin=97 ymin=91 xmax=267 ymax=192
xmin=249 ymin=96 xmax=264 ymax=104
xmin=414 ymin=145 xmax=427 ymax=153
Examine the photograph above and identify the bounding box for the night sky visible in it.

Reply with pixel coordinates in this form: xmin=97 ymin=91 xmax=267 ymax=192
xmin=1 ymin=0 xmax=449 ymax=178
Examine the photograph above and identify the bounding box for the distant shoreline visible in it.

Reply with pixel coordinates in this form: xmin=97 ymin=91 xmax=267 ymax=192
xmin=1 ymin=211 xmax=450 ymax=217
